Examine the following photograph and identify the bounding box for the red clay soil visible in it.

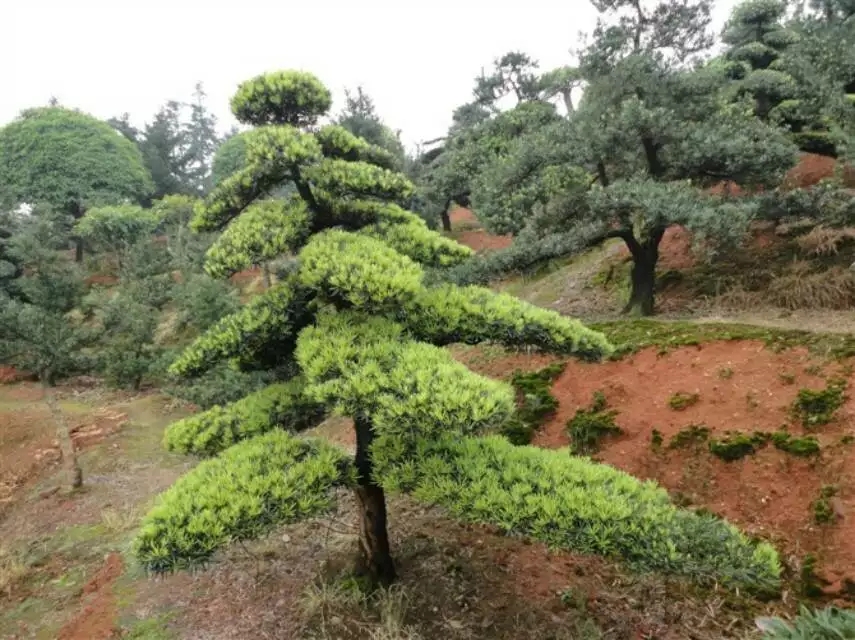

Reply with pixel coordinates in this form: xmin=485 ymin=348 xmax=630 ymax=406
xmin=783 ymin=153 xmax=855 ymax=190
xmin=56 ymin=553 xmax=123 ymax=640
xmin=448 ymin=207 xmax=513 ymax=252
xmin=0 ymin=366 xmax=25 ymax=384
xmin=0 ymin=385 xmax=127 ymax=512
xmin=524 ymin=341 xmax=855 ymax=596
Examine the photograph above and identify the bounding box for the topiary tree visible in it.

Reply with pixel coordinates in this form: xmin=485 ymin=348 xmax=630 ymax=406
xmin=133 ymin=69 xmax=781 ymax=592
xmin=0 ymin=107 xmax=154 ymax=261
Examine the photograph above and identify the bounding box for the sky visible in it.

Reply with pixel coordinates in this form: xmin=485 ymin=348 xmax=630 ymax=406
xmin=1 ymin=0 xmax=741 ymax=151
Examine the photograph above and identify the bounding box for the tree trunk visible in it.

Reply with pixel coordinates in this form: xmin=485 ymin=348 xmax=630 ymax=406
xmin=440 ymin=199 xmax=452 ymax=232
xmin=74 ymin=238 xmax=84 ymax=263
xmin=262 ymin=263 xmax=272 ymax=290
xmin=42 ymin=378 xmax=82 ymax=490
xmin=620 ymin=227 xmax=665 ymax=317
xmin=353 ymin=416 xmax=395 ymax=586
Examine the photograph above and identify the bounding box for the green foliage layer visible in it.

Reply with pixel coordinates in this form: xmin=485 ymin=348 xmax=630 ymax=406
xmin=168 ymin=278 xmax=312 ymax=377
xmin=374 ymin=434 xmax=780 ymax=593
xmin=135 ymin=431 xmax=352 ymax=573
xmin=163 ymin=380 xmax=326 ymax=456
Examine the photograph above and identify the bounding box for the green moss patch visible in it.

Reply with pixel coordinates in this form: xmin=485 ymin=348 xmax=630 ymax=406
xmin=771 ymin=432 xmax=821 ymax=457
xmin=669 ymin=424 xmax=711 ymax=449
xmin=812 ymin=485 xmax=839 ymax=525
xmin=792 ymin=378 xmax=847 ymax=428
xmin=709 ymin=432 xmax=770 ymax=462
xmin=501 ymin=363 xmax=565 ymax=445
xmin=591 ymin=319 xmax=855 ymax=360
xmin=669 ymin=392 xmax=700 ymax=411
xmin=567 ymin=391 xmax=623 ymax=455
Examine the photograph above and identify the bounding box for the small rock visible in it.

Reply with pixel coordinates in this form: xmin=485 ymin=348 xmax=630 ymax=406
xmin=281 ymin=534 xmax=291 ymax=543
xmin=830 ymin=497 xmax=846 ymax=520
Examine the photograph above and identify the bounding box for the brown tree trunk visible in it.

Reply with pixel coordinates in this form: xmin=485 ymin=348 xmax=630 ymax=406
xmin=42 ymin=378 xmax=82 ymax=490
xmin=353 ymin=416 xmax=395 ymax=586
xmin=620 ymin=227 xmax=665 ymax=317
xmin=440 ymin=199 xmax=453 ymax=232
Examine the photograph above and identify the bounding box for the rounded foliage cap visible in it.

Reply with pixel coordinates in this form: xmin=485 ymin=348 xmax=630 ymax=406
xmin=230 ymin=70 xmax=333 ymax=127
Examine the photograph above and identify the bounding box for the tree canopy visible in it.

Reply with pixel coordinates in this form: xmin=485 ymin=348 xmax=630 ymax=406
xmin=428 ymin=0 xmax=833 ymax=315
xmin=0 ymin=107 xmax=153 ymax=217
xmin=132 ymin=68 xmax=779 ymax=592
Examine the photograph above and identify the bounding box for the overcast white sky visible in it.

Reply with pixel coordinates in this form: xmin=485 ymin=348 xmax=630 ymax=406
xmin=1 ymin=0 xmax=741 ymax=150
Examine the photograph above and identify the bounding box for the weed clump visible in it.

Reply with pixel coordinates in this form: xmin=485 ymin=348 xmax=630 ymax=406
xmin=709 ymin=432 xmax=770 ymax=462
xmin=812 ymin=485 xmax=838 ymax=525
xmin=792 ymin=378 xmax=846 ymax=428
xmin=567 ymin=391 xmax=622 ymax=455
xmin=650 ymin=429 xmax=664 ymax=450
xmin=669 ymin=391 xmax=699 ymax=411
xmin=771 ymin=432 xmax=821 ymax=457
xmin=501 ymin=363 xmax=565 ymax=445
xmin=669 ymin=424 xmax=710 ymax=449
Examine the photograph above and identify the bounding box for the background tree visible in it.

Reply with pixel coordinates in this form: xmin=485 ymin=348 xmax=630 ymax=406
xmin=449 ymin=0 xmax=797 ymax=315
xmin=0 ymin=209 xmax=23 ymax=302
xmin=133 ymin=69 xmax=780 ymax=595
xmin=74 ymin=204 xmax=164 ymax=269
xmin=183 ymin=83 xmax=220 ymax=195
xmin=335 ymin=86 xmax=406 ymax=169
xmin=211 ymin=131 xmax=248 ymax=187
xmin=0 ymin=211 xmax=95 ymax=489
xmin=0 ymin=107 xmax=154 ymax=262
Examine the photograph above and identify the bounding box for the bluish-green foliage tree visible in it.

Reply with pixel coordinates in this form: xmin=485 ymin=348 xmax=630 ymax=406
xmin=0 ymin=107 xmax=154 ymax=261
xmin=133 ymin=68 xmax=780 ymax=593
xmin=447 ymin=0 xmax=798 ymax=315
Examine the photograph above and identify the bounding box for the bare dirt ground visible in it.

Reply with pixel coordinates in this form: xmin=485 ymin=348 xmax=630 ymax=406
xmin=1 ymin=377 xmax=795 ymax=639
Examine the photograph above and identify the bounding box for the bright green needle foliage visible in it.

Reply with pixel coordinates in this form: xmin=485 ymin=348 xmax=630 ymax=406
xmin=134 ymin=431 xmax=353 ymax=573
xmin=163 ymin=379 xmax=326 ymax=456
xmin=399 ymin=284 xmax=614 ymax=359
xmin=360 ymin=221 xmax=473 ymax=268
xmin=168 ymin=277 xmax=312 ymax=378
xmin=230 ymin=71 xmax=333 ymax=127
xmin=242 ymin=125 xmax=322 ymax=167
xmin=298 ymin=230 xmax=423 ymax=309
xmin=373 ymin=434 xmax=781 ymax=593
xmin=328 ymin=200 xmax=423 ymax=228
xmin=296 ymin=313 xmax=516 ymax=441
xmin=190 ymin=162 xmax=289 ymax=232
xmin=204 ymin=198 xmax=312 ymax=278
xmin=316 ymin=124 xmax=397 ymax=170
xmin=303 ymin=158 xmax=415 ymax=204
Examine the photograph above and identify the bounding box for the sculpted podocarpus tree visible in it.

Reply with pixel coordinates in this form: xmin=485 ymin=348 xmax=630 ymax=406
xmin=134 ymin=70 xmax=781 ymax=593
